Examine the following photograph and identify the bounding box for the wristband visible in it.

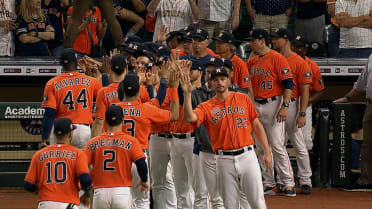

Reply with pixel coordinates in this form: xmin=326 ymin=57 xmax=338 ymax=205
xmin=168 ymin=87 xmax=179 ymax=102
xmin=345 ymin=95 xmax=351 ymax=101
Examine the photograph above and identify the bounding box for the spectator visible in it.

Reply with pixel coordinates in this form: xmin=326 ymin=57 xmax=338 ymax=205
xmin=245 ymin=0 xmax=294 ymax=33
xmin=67 ymin=6 xmax=107 ymax=56
xmin=326 ymin=0 xmax=340 ymax=57
xmin=197 ymin=0 xmax=240 ymax=38
xmin=294 ymin=0 xmax=327 ymax=44
xmin=42 ymin=0 xmax=69 ymax=56
xmin=16 ymin=0 xmax=55 ymax=56
xmin=0 ymin=0 xmax=17 ymax=56
xmin=147 ymin=0 xmax=200 ymax=42
xmin=335 ymin=0 xmax=372 ymax=58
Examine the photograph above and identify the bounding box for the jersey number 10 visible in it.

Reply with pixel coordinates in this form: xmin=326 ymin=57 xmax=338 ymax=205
xmin=62 ymin=88 xmax=88 ymax=110
xmin=45 ymin=161 xmax=67 ymax=184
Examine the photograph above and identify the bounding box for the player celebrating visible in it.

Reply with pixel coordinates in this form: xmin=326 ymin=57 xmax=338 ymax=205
xmin=271 ymin=28 xmax=313 ymax=194
xmin=41 ymin=48 xmax=102 ymax=149
xmin=116 ymin=72 xmax=180 ymax=209
xmin=25 ymin=117 xmax=92 ymax=209
xmin=246 ymin=28 xmax=296 ymax=196
xmin=181 ymin=67 xmax=271 ymax=209
xmin=85 ymin=106 xmax=149 ymax=209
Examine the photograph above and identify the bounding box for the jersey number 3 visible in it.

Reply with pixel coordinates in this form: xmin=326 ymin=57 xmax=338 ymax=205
xmin=62 ymin=88 xmax=88 ymax=110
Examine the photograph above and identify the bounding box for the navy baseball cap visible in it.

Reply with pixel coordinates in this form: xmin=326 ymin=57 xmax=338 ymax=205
xmin=192 ymin=28 xmax=209 ymax=41
xmin=129 ymin=42 xmax=155 ymax=62
xmin=166 ymin=31 xmax=180 ymax=42
xmin=60 ymin=48 xmax=77 ymax=64
xmin=191 ymin=60 xmax=204 ymax=72
xmin=210 ymin=67 xmax=229 ymax=80
xmin=221 ymin=58 xmax=233 ymax=71
xmin=144 ymin=42 xmax=160 ymax=55
xmin=293 ymin=35 xmax=310 ymax=48
xmin=204 ymin=56 xmax=223 ymax=67
xmin=122 ymin=74 xmax=140 ymax=97
xmin=105 ymin=105 xmax=123 ymax=126
xmin=214 ymin=31 xmax=235 ymax=44
xmin=246 ymin=28 xmax=270 ymax=40
xmin=124 ymin=35 xmax=144 ymax=44
xmin=271 ymin=28 xmax=294 ymax=41
xmin=157 ymin=45 xmax=171 ymax=63
xmin=54 ymin=117 xmax=76 ymax=136
xmin=111 ymin=54 xmax=127 ymax=75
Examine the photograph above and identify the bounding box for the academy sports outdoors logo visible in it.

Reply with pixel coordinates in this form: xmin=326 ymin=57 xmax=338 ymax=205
xmin=281 ymin=68 xmax=290 ymax=75
xmin=2 ymin=105 xmax=44 ymax=119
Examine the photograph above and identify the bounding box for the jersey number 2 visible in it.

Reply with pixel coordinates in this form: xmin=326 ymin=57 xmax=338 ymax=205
xmin=103 ymin=150 xmax=116 ymax=171
xmin=45 ymin=161 xmax=67 ymax=184
xmin=62 ymin=88 xmax=88 ymax=110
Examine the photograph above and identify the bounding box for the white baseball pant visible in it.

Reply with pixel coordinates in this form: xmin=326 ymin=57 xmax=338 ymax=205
xmin=199 ymin=151 xmax=251 ymax=209
xmin=192 ymin=153 xmax=210 ymax=209
xmin=93 ymin=187 xmax=131 ymax=209
xmin=283 ymin=100 xmax=312 ymax=186
xmin=254 ymin=97 xmax=295 ymax=188
xmin=38 ymin=201 xmax=79 ymax=209
xmin=149 ymin=134 xmax=177 ymax=209
xmin=131 ymin=152 xmax=150 ymax=209
xmin=216 ymin=146 xmax=266 ymax=209
xmin=50 ymin=124 xmax=91 ymax=150
xmin=302 ymin=104 xmax=313 ymax=150
xmin=170 ymin=134 xmax=194 ymax=209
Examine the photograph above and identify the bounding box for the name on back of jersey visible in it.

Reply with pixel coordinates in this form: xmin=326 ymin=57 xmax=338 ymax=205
xmin=88 ymin=138 xmax=133 ymax=152
xmin=54 ymin=77 xmax=92 ymax=90
xmin=38 ymin=150 xmax=77 ymax=162
xmin=123 ymin=107 xmax=141 ymax=117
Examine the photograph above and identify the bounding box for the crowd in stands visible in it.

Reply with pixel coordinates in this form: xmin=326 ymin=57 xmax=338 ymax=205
xmin=0 ymin=0 xmax=371 ymax=58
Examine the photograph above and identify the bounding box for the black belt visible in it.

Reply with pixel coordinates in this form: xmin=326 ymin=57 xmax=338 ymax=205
xmin=254 ymin=96 xmax=277 ymax=105
xmin=172 ymin=132 xmax=195 ymax=139
xmin=157 ymin=133 xmax=173 ymax=138
xmin=216 ymin=146 xmax=253 ymax=156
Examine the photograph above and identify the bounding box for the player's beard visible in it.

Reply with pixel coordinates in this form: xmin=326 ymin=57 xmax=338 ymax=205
xmin=214 ymin=85 xmax=228 ymax=94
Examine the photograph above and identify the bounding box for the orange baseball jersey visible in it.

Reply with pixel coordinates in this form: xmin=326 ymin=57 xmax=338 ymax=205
xmin=84 ymin=131 xmax=145 ymax=189
xmin=170 ymin=106 xmax=194 ymax=133
xmin=230 ymin=55 xmax=252 ymax=89
xmin=67 ymin=6 xmax=101 ymax=54
xmin=150 ymin=88 xmax=174 ymax=134
xmin=286 ymin=53 xmax=312 ymax=98
xmin=93 ymin=83 xmax=150 ymax=120
xmin=115 ymin=101 xmax=172 ymax=149
xmin=192 ymin=92 xmax=258 ymax=151
xmin=25 ymin=144 xmax=90 ymax=205
xmin=305 ymin=56 xmax=325 ymax=94
xmin=171 ymin=48 xmax=216 ymax=56
xmin=246 ymin=50 xmax=293 ymax=99
xmin=42 ymin=71 xmax=102 ymax=124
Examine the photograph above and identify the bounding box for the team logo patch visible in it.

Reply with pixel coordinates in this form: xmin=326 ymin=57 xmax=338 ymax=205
xmin=244 ymin=75 xmax=250 ymax=83
xmin=281 ymin=67 xmax=290 ymax=75
xmin=20 ymin=120 xmax=42 ymax=135
xmin=42 ymin=95 xmax=48 ymax=103
xmin=304 ymin=71 xmax=311 ymax=79
xmin=319 ymin=77 xmax=324 ymax=85
xmin=218 ymin=32 xmax=223 ymax=37
xmin=296 ymin=35 xmax=301 ymax=40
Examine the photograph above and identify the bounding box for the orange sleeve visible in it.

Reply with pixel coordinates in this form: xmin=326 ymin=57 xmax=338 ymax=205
xmin=192 ymin=106 xmax=206 ymax=128
xmin=96 ymin=8 xmax=102 ymax=23
xmin=206 ymin=48 xmax=216 ymax=56
xmin=275 ymin=55 xmax=293 ymax=81
xmin=76 ymin=150 xmax=90 ymax=176
xmin=24 ymin=154 xmax=39 ymax=184
xmin=149 ymin=98 xmax=160 ymax=108
xmin=93 ymin=88 xmax=107 ymax=119
xmin=93 ymin=78 xmax=103 ymax=99
xmin=84 ymin=142 xmax=93 ymax=166
xmin=66 ymin=7 xmax=72 ymax=24
xmin=246 ymin=96 xmax=259 ymax=122
xmin=298 ymin=62 xmax=313 ymax=85
xmin=310 ymin=61 xmax=325 ymax=92
xmin=41 ymin=82 xmax=57 ymax=109
xmin=235 ymin=59 xmax=251 ymax=88
xmin=130 ymin=138 xmax=146 ymax=162
xmin=147 ymin=104 xmax=171 ymax=125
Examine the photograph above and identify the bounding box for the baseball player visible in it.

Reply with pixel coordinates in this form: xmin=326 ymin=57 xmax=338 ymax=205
xmin=0 ymin=0 xmax=17 ymax=56
xmin=181 ymin=67 xmax=272 ymax=209
xmin=214 ymin=31 xmax=253 ymax=96
xmin=41 ymin=48 xmax=102 ymax=149
xmin=292 ymin=36 xmax=325 ymax=151
xmin=271 ymin=28 xmax=313 ymax=195
xmin=25 ymin=117 xmax=92 ymax=209
xmin=64 ymin=0 xmax=124 ymax=49
xmin=245 ymin=28 xmax=296 ymax=196
xmin=116 ymin=72 xmax=180 ymax=209
xmin=85 ymin=106 xmax=149 ymax=209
